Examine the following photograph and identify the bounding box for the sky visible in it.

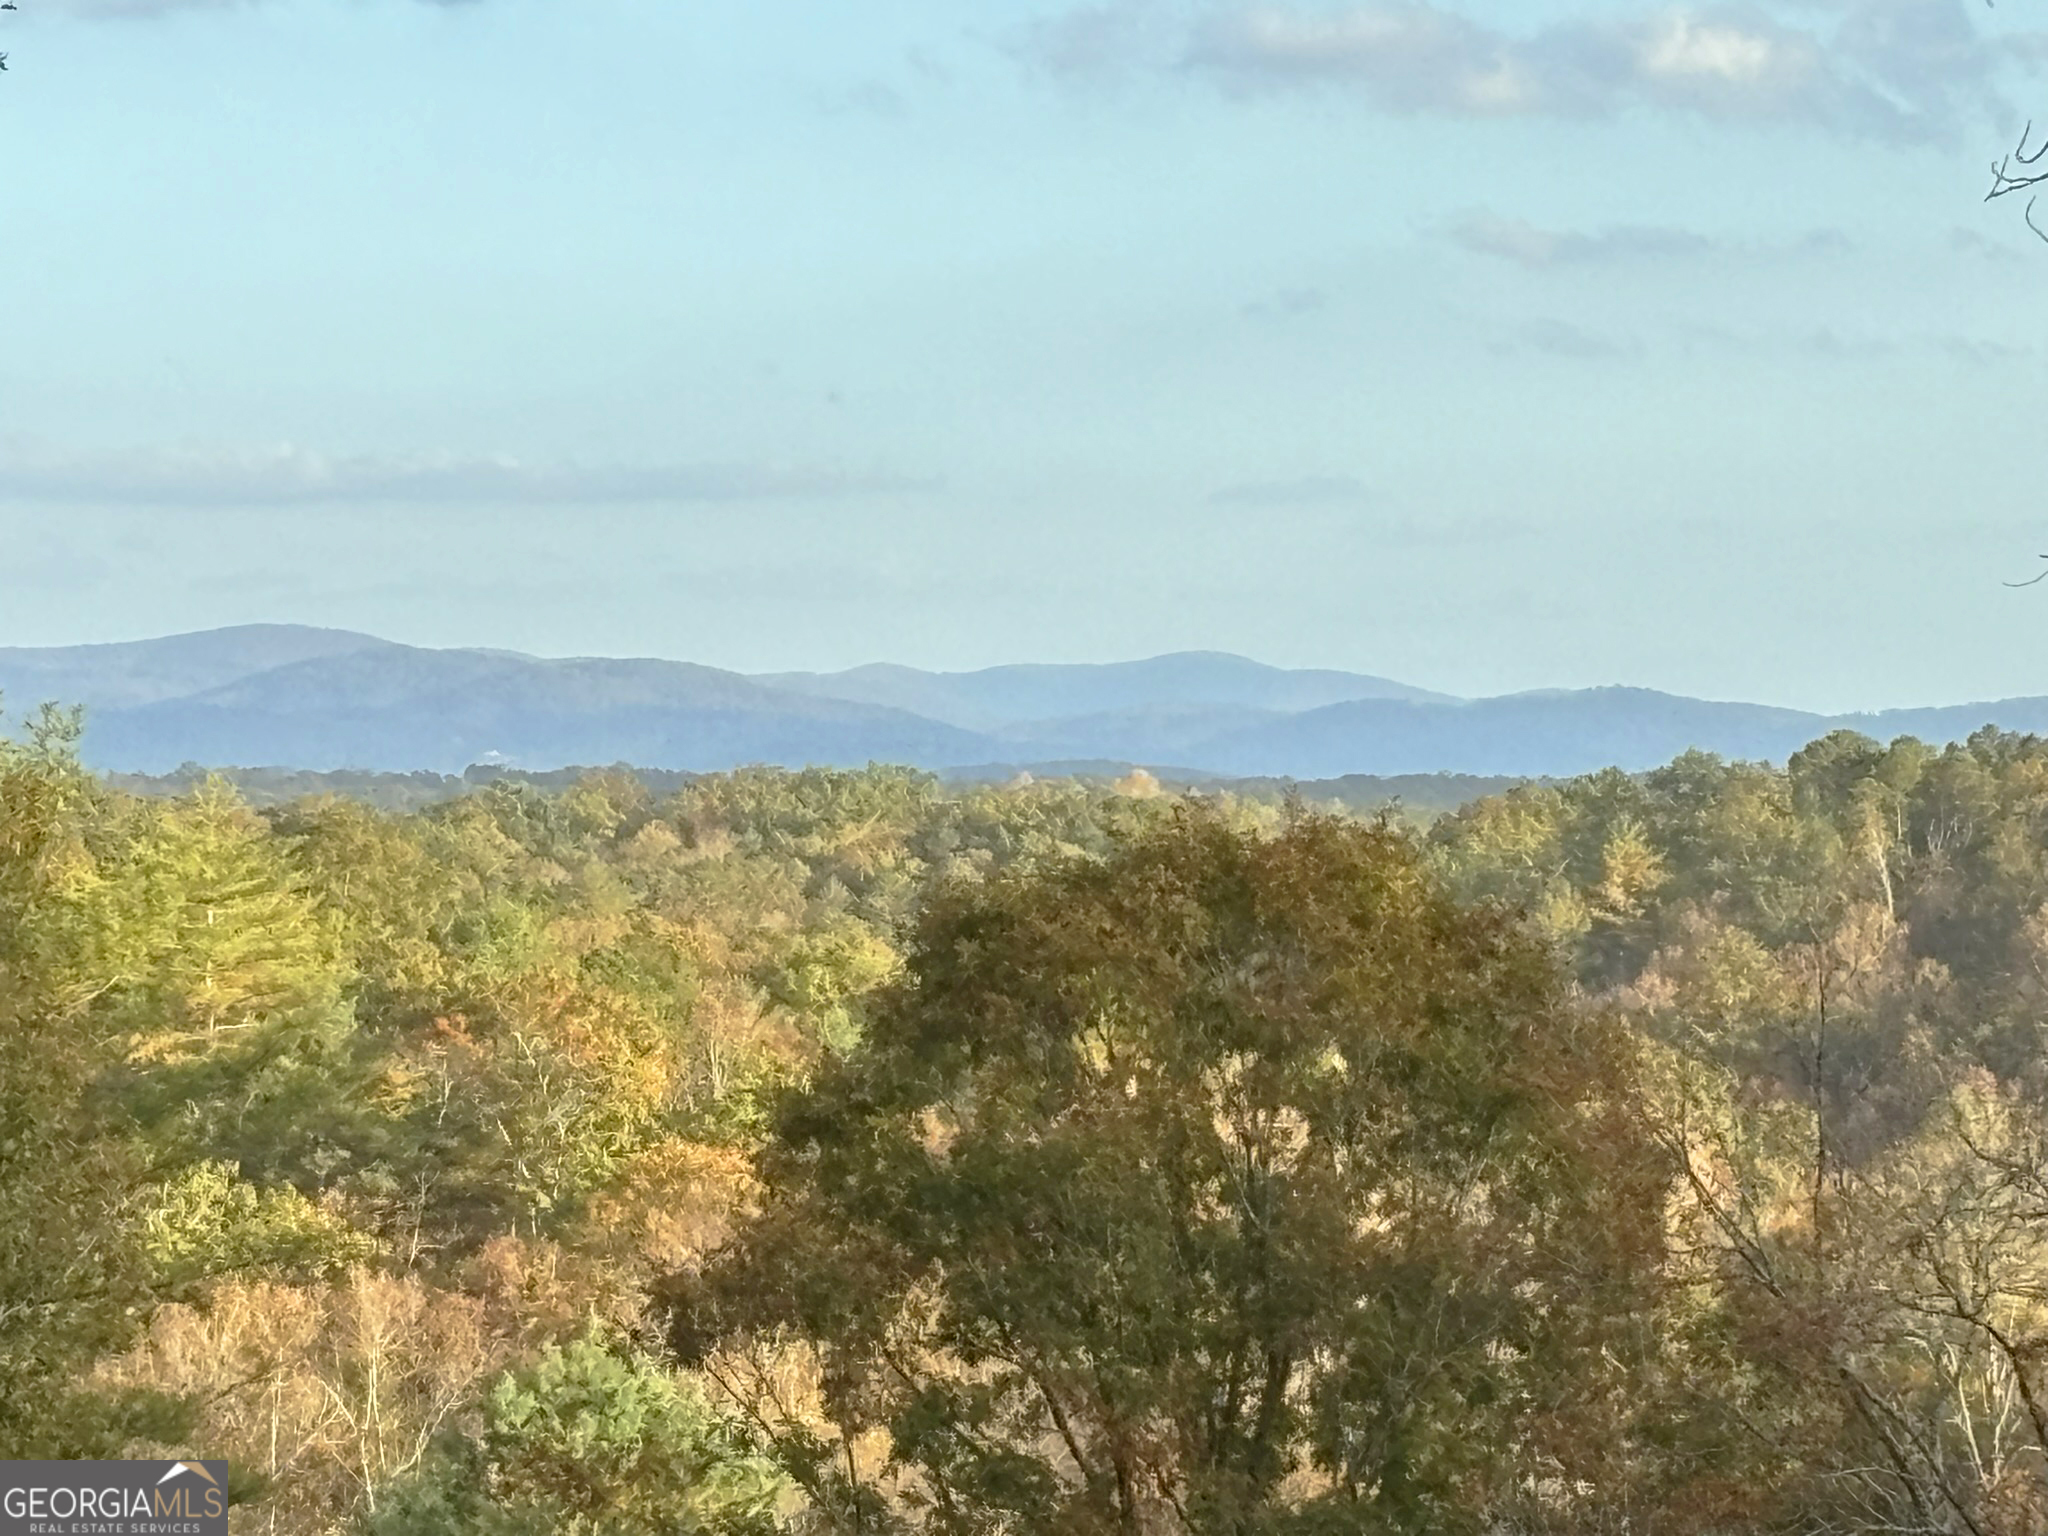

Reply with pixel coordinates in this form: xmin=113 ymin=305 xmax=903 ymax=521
xmin=1 ymin=0 xmax=2045 ymax=710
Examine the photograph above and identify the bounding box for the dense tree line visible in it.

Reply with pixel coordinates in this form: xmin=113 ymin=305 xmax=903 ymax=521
xmin=9 ymin=713 xmax=2048 ymax=1531
xmin=97 ymin=764 xmax=1520 ymax=820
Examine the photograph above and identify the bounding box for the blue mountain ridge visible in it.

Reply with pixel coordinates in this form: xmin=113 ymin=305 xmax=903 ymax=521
xmin=2 ymin=626 xmax=2042 ymax=779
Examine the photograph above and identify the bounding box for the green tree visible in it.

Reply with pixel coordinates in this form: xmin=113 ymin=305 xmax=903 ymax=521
xmin=367 ymin=1332 xmax=784 ymax=1536
xmin=671 ymin=808 xmax=1667 ymax=1535
xmin=96 ymin=778 xmax=343 ymax=1039
xmin=83 ymin=781 xmax=376 ymax=1193
xmin=0 ymin=706 xmax=167 ymax=1451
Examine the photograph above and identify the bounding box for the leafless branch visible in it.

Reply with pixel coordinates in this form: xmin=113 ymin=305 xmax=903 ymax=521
xmin=1988 ymin=122 xmax=2048 ymax=245
xmin=2004 ymin=557 xmax=2048 ymax=589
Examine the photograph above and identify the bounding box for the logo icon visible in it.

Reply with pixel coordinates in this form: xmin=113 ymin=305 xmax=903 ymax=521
xmin=2 ymin=1459 xmax=229 ymax=1534
xmin=157 ymin=1460 xmax=221 ymax=1486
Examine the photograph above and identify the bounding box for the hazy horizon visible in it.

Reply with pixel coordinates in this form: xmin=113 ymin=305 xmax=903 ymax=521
xmin=8 ymin=620 xmax=2048 ymax=717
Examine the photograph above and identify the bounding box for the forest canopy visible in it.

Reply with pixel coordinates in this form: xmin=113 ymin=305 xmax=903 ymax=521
xmin=8 ymin=716 xmax=2048 ymax=1531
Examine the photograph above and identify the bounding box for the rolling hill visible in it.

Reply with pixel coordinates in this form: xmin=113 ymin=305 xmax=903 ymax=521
xmin=5 ymin=626 xmax=2047 ymax=780
xmin=76 ymin=642 xmax=998 ymax=774
xmin=1180 ymin=688 xmax=1835 ymax=779
xmin=756 ymin=651 xmax=1452 ymax=731
xmin=0 ymin=624 xmax=393 ymax=711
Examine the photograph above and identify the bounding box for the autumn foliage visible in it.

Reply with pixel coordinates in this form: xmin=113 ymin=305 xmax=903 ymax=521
xmin=8 ymin=718 xmax=2048 ymax=1532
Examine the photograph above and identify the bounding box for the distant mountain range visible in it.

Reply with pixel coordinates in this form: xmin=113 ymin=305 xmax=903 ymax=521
xmin=2 ymin=625 xmax=2044 ymax=779
xmin=756 ymin=654 xmax=1452 ymax=731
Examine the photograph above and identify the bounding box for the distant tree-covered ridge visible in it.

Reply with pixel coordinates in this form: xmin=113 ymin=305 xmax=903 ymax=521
xmin=17 ymin=625 xmax=2048 ymax=779
xmin=101 ymin=761 xmax=1525 ymax=819
xmin=9 ymin=720 xmax=2048 ymax=1530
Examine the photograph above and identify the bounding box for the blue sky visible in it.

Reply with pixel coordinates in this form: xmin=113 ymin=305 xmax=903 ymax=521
xmin=1 ymin=0 xmax=2044 ymax=709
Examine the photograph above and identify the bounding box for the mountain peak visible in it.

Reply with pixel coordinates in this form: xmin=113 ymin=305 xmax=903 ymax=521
xmin=0 ymin=623 xmax=395 ymax=711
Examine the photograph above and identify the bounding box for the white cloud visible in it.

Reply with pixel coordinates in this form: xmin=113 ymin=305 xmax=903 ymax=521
xmin=1493 ymin=318 xmax=1643 ymax=360
xmin=1191 ymin=3 xmax=1921 ymax=134
xmin=1677 ymin=321 xmax=2037 ymax=363
xmin=1442 ymin=212 xmax=1855 ymax=264
xmin=1446 ymin=212 xmax=1716 ymax=266
xmin=1640 ymin=14 xmax=1783 ymax=86
xmin=1186 ymin=4 xmax=1542 ymax=113
xmin=43 ymin=0 xmax=470 ymax=14
xmin=1018 ymin=0 xmax=2046 ymax=142
xmin=0 ymin=442 xmax=934 ymax=507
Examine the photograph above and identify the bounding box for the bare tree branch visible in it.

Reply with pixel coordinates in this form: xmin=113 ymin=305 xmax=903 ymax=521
xmin=1988 ymin=121 xmax=2048 ymax=245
